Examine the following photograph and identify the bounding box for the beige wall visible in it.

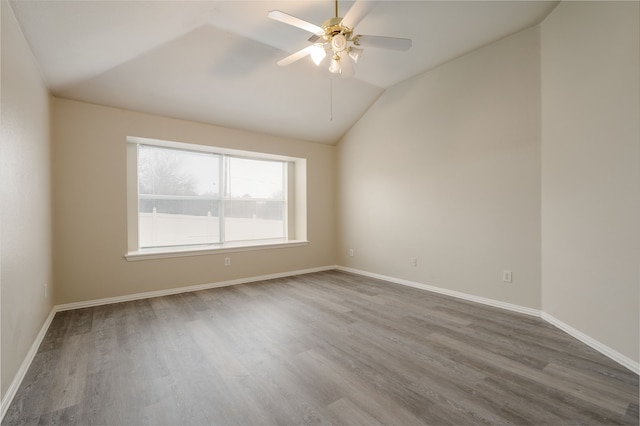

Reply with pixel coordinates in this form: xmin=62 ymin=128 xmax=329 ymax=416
xmin=541 ymin=1 xmax=639 ymax=363
xmin=337 ymin=27 xmax=542 ymax=309
xmin=52 ymin=99 xmax=337 ymax=304
xmin=1 ymin=1 xmax=53 ymax=398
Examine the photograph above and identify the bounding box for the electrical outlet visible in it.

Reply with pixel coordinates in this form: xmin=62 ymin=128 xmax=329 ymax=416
xmin=503 ymin=270 xmax=513 ymax=283
xmin=349 ymin=249 xmax=354 ymax=257
xmin=224 ymin=257 xmax=231 ymax=267
xmin=410 ymin=257 xmax=417 ymax=267
xmin=44 ymin=283 xmax=48 ymax=298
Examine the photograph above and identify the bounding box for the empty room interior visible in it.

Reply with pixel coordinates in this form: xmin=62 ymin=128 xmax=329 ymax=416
xmin=1 ymin=0 xmax=639 ymax=424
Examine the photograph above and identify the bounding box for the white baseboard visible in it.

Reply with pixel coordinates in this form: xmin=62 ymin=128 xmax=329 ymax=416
xmin=56 ymin=265 xmax=337 ymax=312
xmin=1 ymin=308 xmax=56 ymax=421
xmin=541 ymin=312 xmax=639 ymax=375
xmin=336 ymin=266 xmax=541 ymax=317
xmin=337 ymin=266 xmax=639 ymax=375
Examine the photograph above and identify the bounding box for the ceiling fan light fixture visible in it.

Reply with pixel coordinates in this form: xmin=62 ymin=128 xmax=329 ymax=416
xmin=329 ymin=55 xmax=341 ymax=74
xmin=269 ymin=0 xmax=412 ymax=78
xmin=348 ymin=47 xmax=363 ymax=63
xmin=331 ymin=33 xmax=348 ymax=52
xmin=310 ymin=44 xmax=327 ymax=66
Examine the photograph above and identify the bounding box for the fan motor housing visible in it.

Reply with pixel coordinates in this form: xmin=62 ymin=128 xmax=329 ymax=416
xmin=321 ymin=17 xmax=353 ymax=39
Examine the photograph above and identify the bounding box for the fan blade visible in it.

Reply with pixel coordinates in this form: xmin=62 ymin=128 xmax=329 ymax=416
xmin=338 ymin=51 xmax=355 ymax=78
xmin=355 ymin=35 xmax=412 ymax=51
xmin=277 ymin=45 xmax=314 ymax=66
xmin=268 ymin=10 xmax=324 ymax=35
xmin=341 ymin=1 xmax=376 ymax=30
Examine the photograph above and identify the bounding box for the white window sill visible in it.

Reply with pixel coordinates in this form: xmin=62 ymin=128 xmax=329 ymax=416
xmin=125 ymin=240 xmax=309 ymax=261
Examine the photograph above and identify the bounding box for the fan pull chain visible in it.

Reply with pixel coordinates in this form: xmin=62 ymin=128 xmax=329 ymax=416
xmin=329 ymin=79 xmax=333 ymax=121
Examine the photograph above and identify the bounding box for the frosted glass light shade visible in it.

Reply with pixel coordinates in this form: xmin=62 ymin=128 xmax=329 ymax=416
xmin=310 ymin=45 xmax=326 ymax=66
xmin=329 ymin=56 xmax=341 ymax=74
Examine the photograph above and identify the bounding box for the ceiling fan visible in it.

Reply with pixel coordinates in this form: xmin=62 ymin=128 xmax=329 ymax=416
xmin=268 ymin=0 xmax=412 ymax=77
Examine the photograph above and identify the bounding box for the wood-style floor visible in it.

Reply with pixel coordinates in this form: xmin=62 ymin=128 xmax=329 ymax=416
xmin=4 ymin=270 xmax=639 ymax=425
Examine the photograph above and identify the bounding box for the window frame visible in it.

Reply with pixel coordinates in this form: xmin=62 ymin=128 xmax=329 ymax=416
xmin=125 ymin=136 xmax=308 ymax=261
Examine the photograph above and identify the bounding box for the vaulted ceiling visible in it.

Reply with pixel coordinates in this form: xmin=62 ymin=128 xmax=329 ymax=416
xmin=10 ymin=1 xmax=558 ymax=144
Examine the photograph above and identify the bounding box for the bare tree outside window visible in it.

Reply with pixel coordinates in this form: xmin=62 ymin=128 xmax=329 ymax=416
xmin=138 ymin=146 xmax=199 ymax=197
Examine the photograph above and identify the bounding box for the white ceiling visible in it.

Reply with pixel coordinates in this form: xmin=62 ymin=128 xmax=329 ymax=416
xmin=10 ymin=0 xmax=558 ymax=144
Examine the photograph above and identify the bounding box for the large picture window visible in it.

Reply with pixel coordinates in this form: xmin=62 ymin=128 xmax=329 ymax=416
xmin=126 ymin=137 xmax=307 ymax=260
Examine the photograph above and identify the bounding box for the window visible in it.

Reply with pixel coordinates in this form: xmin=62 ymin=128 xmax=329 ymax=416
xmin=138 ymin=145 xmax=286 ymax=248
xmin=126 ymin=137 xmax=307 ymax=260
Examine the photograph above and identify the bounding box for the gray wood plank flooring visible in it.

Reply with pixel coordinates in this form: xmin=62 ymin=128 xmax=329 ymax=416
xmin=4 ymin=270 xmax=639 ymax=425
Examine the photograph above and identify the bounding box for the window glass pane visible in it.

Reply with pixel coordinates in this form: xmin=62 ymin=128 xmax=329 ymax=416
xmin=227 ymin=157 xmax=284 ymax=200
xmin=138 ymin=145 xmax=220 ymax=248
xmin=224 ymin=200 xmax=286 ymax=241
xmin=225 ymin=157 xmax=286 ymax=242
